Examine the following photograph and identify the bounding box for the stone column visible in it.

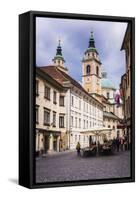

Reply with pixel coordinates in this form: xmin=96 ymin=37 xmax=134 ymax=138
xmin=57 ymin=136 xmax=60 ymax=152
xmin=48 ymin=134 xmax=53 ymax=153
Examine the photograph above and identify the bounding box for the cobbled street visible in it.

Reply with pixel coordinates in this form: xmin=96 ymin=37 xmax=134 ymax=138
xmin=36 ymin=151 xmax=130 ymax=183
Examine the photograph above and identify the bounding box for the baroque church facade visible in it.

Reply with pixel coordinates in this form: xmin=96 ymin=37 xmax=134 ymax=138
xmin=35 ymin=32 xmax=124 ymax=155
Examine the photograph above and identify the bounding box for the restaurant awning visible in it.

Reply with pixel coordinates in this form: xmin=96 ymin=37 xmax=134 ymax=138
xmin=80 ymin=127 xmax=112 ymax=136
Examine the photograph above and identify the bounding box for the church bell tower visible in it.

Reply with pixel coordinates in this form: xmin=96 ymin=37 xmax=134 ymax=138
xmin=52 ymin=40 xmax=68 ymax=74
xmin=82 ymin=31 xmax=102 ymax=97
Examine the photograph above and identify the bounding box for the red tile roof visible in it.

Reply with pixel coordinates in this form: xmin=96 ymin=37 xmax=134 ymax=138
xmin=39 ymin=65 xmax=103 ymax=107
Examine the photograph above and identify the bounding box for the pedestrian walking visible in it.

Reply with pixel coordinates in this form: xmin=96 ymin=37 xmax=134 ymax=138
xmin=120 ymin=137 xmax=124 ymax=151
xmin=76 ymin=142 xmax=81 ymax=156
xmin=112 ymin=137 xmax=116 ymax=151
xmin=124 ymin=136 xmax=128 ymax=151
xmin=116 ymin=137 xmax=120 ymax=152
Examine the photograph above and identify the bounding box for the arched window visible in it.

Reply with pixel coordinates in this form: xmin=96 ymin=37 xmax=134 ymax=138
xmin=86 ymin=65 xmax=90 ymax=75
xmin=96 ymin=66 xmax=99 ymax=76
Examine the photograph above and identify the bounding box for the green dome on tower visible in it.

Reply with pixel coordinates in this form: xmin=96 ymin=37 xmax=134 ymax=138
xmin=53 ymin=39 xmax=65 ymax=62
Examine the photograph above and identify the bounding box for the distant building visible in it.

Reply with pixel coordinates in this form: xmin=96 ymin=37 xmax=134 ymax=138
xmin=120 ymin=24 xmax=131 ymax=149
xmin=101 ymin=71 xmax=124 ymax=139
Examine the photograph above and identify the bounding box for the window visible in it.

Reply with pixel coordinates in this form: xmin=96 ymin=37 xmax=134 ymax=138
xmin=79 ymin=135 xmax=81 ymax=141
xmin=36 ymin=105 xmax=39 ymax=123
xmin=108 ymin=125 xmax=111 ymax=128
xmin=87 ymin=121 xmax=88 ymax=129
xmin=53 ymin=112 xmax=56 ymax=127
xmin=75 ymin=135 xmax=77 ymax=142
xmin=71 ymin=96 xmax=74 ymax=106
xmin=84 ymin=102 xmax=85 ymax=112
xmin=71 ymin=116 xmax=73 ymax=127
xmin=86 ymin=65 xmax=91 ymax=75
xmin=96 ymin=66 xmax=99 ymax=76
xmin=113 ymin=125 xmax=115 ymax=130
xmin=44 ymin=108 xmax=50 ymax=126
xmin=87 ymin=103 xmax=88 ymax=113
xmin=79 ymin=118 xmax=81 ymax=128
xmin=107 ymin=92 xmax=110 ymax=99
xmin=59 ymin=115 xmax=64 ymax=128
xmin=59 ymin=95 xmax=65 ymax=106
xmin=53 ymin=91 xmax=57 ymax=104
xmin=79 ymin=99 xmax=81 ymax=110
xmin=36 ymin=80 xmax=39 ymax=96
xmin=44 ymin=86 xmax=50 ymax=100
xmin=75 ymin=117 xmax=77 ymax=128
xmin=83 ymin=120 xmax=85 ymax=129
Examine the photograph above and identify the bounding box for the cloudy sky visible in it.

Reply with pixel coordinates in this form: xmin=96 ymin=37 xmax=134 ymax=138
xmin=36 ymin=17 xmax=127 ymax=89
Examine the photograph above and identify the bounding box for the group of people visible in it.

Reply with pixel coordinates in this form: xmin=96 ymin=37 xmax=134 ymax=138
xmin=76 ymin=136 xmax=129 ymax=156
xmin=112 ymin=136 xmax=128 ymax=152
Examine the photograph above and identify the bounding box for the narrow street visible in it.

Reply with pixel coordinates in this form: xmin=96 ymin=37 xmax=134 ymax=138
xmin=36 ymin=151 xmax=130 ymax=183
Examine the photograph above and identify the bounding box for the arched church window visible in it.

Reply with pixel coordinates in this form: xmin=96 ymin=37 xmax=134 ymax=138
xmin=86 ymin=65 xmax=90 ymax=75
xmin=96 ymin=66 xmax=99 ymax=76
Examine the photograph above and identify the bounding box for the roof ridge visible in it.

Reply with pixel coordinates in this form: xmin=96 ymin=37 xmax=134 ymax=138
xmin=54 ymin=66 xmax=69 ymax=82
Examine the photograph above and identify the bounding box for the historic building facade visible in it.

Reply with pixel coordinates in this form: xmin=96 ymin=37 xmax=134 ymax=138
xmin=36 ymin=67 xmax=68 ymax=155
xmin=36 ymin=36 xmax=104 ymax=152
xmin=120 ymin=24 xmax=131 ymax=149
xmin=35 ymin=31 xmax=125 ymax=154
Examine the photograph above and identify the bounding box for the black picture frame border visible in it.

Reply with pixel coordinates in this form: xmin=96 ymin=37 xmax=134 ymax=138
xmin=19 ymin=10 xmax=135 ymax=189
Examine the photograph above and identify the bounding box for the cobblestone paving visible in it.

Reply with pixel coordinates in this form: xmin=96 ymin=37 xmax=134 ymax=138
xmin=36 ymin=151 xmax=130 ymax=183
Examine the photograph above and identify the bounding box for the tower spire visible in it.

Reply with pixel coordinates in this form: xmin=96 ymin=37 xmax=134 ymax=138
xmin=52 ymin=39 xmax=68 ymax=73
xmin=88 ymin=31 xmax=95 ymax=48
xmin=56 ymin=39 xmax=62 ymax=56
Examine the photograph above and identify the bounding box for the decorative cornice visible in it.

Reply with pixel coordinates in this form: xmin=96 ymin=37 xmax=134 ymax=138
xmin=82 ymin=57 xmax=102 ymax=65
xmin=82 ymin=73 xmax=101 ymax=79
